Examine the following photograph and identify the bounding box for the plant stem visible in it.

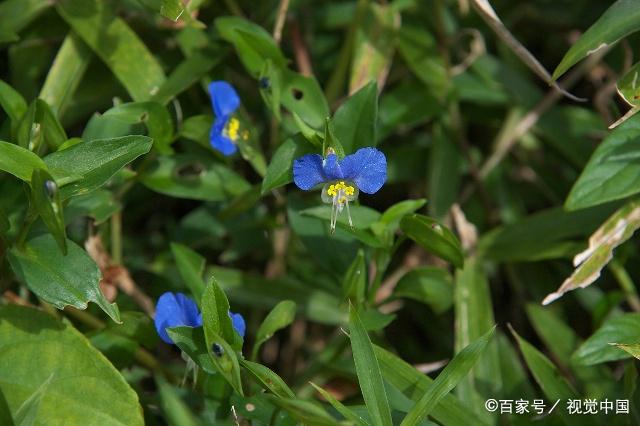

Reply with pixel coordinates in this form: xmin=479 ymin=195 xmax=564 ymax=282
xmin=609 ymin=260 xmax=640 ymax=312
xmin=111 ymin=212 xmax=123 ymax=265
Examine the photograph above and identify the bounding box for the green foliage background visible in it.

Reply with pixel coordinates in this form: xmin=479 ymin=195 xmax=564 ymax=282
xmin=1 ymin=0 xmax=640 ymax=424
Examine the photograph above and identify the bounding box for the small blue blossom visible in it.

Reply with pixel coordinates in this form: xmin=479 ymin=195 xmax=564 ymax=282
xmin=293 ymin=147 xmax=387 ymax=231
xmin=154 ymin=291 xmax=246 ymax=344
xmin=208 ymin=81 xmax=249 ymax=156
xmin=229 ymin=312 xmax=246 ymax=338
xmin=155 ymin=292 xmax=202 ymax=344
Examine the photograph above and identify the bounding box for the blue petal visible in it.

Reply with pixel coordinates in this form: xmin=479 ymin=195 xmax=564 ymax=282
xmin=210 ymin=122 xmax=238 ymax=156
xmin=293 ymin=154 xmax=326 ymax=190
xmin=154 ymin=292 xmax=203 ymax=344
xmin=340 ymin=147 xmax=387 ymax=194
xmin=229 ymin=311 xmax=246 ymax=339
xmin=208 ymin=81 xmax=240 ymax=118
xmin=322 ymin=153 xmax=344 ymax=180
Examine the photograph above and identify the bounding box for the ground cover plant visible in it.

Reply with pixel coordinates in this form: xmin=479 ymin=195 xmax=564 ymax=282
xmin=2 ymin=0 xmax=640 ymax=424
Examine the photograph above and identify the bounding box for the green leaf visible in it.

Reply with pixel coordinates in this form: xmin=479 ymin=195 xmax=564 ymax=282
xmin=201 ymin=278 xmax=242 ymax=350
xmin=0 ymin=79 xmax=27 ymax=123
xmin=39 ymin=32 xmax=92 ymax=118
xmin=171 ymin=242 xmax=206 ymax=304
xmin=400 ymin=214 xmax=464 ymax=268
xmin=101 ymin=102 xmax=174 ymax=154
xmin=612 ymin=343 xmax=640 ymax=360
xmin=454 ymin=259 xmax=501 ymax=412
xmin=45 ymin=135 xmax=153 ymax=200
xmin=0 ymin=306 xmax=142 ymax=425
xmin=140 ymin=154 xmax=250 ymax=201
xmin=566 ymin=114 xmax=640 ymax=209
xmin=617 ymin=60 xmax=640 ymax=107
xmin=7 ymin=234 xmax=120 ymax=323
xmin=511 ymin=327 xmax=582 ymax=425
xmin=15 ymin=100 xmax=67 ymax=151
xmin=30 ymin=169 xmax=67 ymax=253
xmin=553 ymin=0 xmax=640 ymax=80
xmin=151 ymin=49 xmax=219 ymax=105
xmin=478 ymin=204 xmax=617 ymax=262
xmin=252 ymin=300 xmax=296 ymax=359
xmin=267 ymin=396 xmax=339 ymax=426
xmin=309 ymin=382 xmax=368 ymax=426
xmin=349 ymin=4 xmax=398 ymax=94
xmin=203 ymin=329 xmax=244 ymax=396
xmin=0 ymin=140 xmax=47 ymax=182
xmin=333 ymin=81 xmax=378 ymax=153
xmin=240 ymin=359 xmax=295 ymax=398
xmin=262 ymin=135 xmax=316 ymax=194
xmin=349 ymin=305 xmax=393 ymax=426
xmin=429 ymin=125 xmax=462 ymax=219
xmin=544 ymin=200 xmax=640 ymax=305
xmin=155 ymin=375 xmax=199 ymax=426
xmin=13 ymin=373 xmax=54 ymax=426
xmin=395 ymin=267 xmax=453 ymax=314
xmin=65 ymin=189 xmax=121 ymax=225
xmin=573 ymin=313 xmax=640 ymax=365
xmin=526 ymin=304 xmax=579 ymax=366
xmin=323 ymin=117 xmax=345 ymax=158
xmin=374 ymin=345 xmax=490 ymax=425
xmin=342 ymin=250 xmax=366 ymax=305
xmin=160 ymin=0 xmax=184 ymax=21
xmin=0 ymin=0 xmax=51 ymax=42
xmin=372 ymin=198 xmax=427 ymax=236
xmin=281 ymin=69 xmax=330 ymax=129
xmin=401 ymin=327 xmax=496 ymax=426
xmin=167 ymin=326 xmax=216 ymax=374
xmin=215 ymin=16 xmax=286 ymax=76
xmin=57 ymin=0 xmax=166 ymax=101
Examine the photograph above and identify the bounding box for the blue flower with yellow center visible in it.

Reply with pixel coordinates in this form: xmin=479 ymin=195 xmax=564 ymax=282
xmin=293 ymin=147 xmax=387 ymax=231
xmin=154 ymin=292 xmax=246 ymax=344
xmin=208 ymin=81 xmax=250 ymax=156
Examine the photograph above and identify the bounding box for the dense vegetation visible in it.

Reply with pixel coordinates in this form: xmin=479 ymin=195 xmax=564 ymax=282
xmin=1 ymin=0 xmax=640 ymax=424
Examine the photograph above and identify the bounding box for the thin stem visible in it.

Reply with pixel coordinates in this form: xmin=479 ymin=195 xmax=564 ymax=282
xmin=272 ymin=0 xmax=290 ymax=44
xmin=609 ymin=260 xmax=640 ymax=312
xmin=111 ymin=212 xmax=123 ymax=265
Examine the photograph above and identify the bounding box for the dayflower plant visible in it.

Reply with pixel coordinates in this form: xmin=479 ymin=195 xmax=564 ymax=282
xmin=293 ymin=147 xmax=387 ymax=231
xmin=154 ymin=292 xmax=246 ymax=344
xmin=208 ymin=81 xmax=250 ymax=156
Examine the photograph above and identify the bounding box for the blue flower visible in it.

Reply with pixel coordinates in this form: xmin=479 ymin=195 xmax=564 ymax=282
xmin=154 ymin=291 xmax=246 ymax=344
xmin=208 ymin=81 xmax=249 ymax=156
xmin=293 ymin=147 xmax=387 ymax=231
xmin=229 ymin=312 xmax=246 ymax=339
xmin=155 ymin=292 xmax=202 ymax=344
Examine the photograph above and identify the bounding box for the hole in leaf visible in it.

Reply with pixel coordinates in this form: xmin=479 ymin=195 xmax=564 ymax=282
xmin=291 ymin=88 xmax=303 ymax=100
xmin=259 ymin=77 xmax=270 ymax=90
xmin=211 ymin=343 xmax=224 ymax=357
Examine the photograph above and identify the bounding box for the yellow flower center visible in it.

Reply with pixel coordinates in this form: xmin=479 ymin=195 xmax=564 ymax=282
xmin=326 ymin=181 xmax=355 ymax=202
xmin=224 ymin=117 xmax=245 ymax=142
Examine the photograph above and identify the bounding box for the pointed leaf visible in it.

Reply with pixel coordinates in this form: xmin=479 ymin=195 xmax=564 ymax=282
xmin=7 ymin=234 xmax=120 ymax=323
xmin=349 ymin=305 xmax=392 ymax=426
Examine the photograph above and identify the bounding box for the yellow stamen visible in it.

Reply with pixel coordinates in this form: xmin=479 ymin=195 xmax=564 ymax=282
xmin=326 ymin=181 xmax=355 ymax=204
xmin=224 ymin=117 xmax=241 ymax=141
